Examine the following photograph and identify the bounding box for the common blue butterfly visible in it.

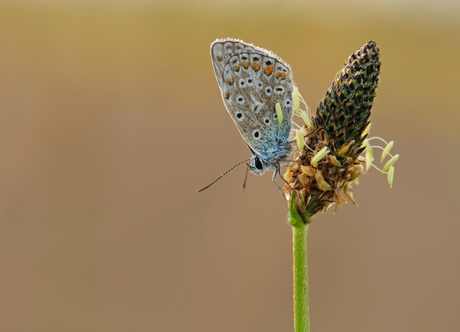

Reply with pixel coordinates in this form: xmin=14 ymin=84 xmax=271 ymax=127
xmin=199 ymin=38 xmax=295 ymax=192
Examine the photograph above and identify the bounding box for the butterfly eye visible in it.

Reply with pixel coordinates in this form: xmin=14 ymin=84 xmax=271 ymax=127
xmin=264 ymin=118 xmax=271 ymax=125
xmin=252 ymin=129 xmax=261 ymax=140
xmin=265 ymin=87 xmax=272 ymax=96
xmin=236 ymin=95 xmax=245 ymax=105
xmin=285 ymin=99 xmax=291 ymax=106
xmin=255 ymin=157 xmax=263 ymax=170
xmin=239 ymin=79 xmax=246 ymax=88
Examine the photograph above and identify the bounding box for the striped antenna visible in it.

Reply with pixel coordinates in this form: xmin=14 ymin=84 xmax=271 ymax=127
xmin=197 ymin=158 xmax=251 ymax=193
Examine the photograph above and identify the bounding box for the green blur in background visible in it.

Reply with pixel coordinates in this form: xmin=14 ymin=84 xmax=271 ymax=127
xmin=0 ymin=1 xmax=459 ymax=331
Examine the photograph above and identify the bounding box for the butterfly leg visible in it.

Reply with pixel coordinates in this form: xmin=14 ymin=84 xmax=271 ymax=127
xmin=277 ymin=168 xmax=294 ymax=190
xmin=272 ymin=170 xmax=283 ymax=194
xmin=272 ymin=165 xmax=294 ymax=196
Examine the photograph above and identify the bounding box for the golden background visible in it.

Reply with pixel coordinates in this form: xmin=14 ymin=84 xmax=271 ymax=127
xmin=1 ymin=1 xmax=459 ymax=331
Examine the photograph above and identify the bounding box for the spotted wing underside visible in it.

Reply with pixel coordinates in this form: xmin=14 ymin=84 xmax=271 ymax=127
xmin=211 ymin=39 xmax=294 ymax=157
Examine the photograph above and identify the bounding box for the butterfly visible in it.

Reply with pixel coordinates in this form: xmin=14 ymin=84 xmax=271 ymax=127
xmin=199 ymin=38 xmax=295 ymax=192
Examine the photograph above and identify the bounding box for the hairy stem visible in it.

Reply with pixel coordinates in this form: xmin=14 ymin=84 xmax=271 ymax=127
xmin=289 ymin=195 xmax=310 ymax=332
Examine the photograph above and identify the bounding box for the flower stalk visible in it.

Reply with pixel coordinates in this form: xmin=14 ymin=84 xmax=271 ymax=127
xmin=289 ymin=193 xmax=310 ymax=332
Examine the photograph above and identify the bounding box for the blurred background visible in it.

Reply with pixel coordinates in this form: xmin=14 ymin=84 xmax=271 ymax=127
xmin=0 ymin=0 xmax=459 ymax=331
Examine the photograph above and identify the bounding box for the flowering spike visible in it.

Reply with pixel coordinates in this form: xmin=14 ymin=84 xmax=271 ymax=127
xmin=295 ymin=129 xmax=305 ymax=151
xmin=311 ymin=41 xmax=380 ymax=159
xmin=381 ymin=141 xmax=394 ymax=162
xmin=276 ymin=102 xmax=283 ymax=125
xmin=293 ymin=87 xmax=300 ymax=114
xmin=300 ymin=110 xmax=312 ymax=128
xmin=387 ymin=166 xmax=395 ymax=188
xmin=311 ymin=147 xmax=330 ymax=167
xmin=284 ymin=41 xmax=381 ymax=219
xmin=382 ymin=154 xmax=399 ymax=173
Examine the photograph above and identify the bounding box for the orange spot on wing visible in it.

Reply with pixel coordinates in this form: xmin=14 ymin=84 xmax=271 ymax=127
xmin=264 ymin=65 xmax=274 ymax=75
xmin=276 ymin=72 xmax=282 ymax=78
xmin=225 ymin=91 xmax=230 ymax=99
xmin=251 ymin=63 xmax=261 ymax=71
xmin=227 ymin=77 xmax=234 ymax=85
xmin=234 ymin=65 xmax=240 ymax=71
xmin=242 ymin=61 xmax=249 ymax=69
xmin=281 ymin=73 xmax=288 ymax=79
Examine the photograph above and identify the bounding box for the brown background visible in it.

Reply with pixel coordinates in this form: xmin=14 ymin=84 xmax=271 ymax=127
xmin=1 ymin=1 xmax=459 ymax=331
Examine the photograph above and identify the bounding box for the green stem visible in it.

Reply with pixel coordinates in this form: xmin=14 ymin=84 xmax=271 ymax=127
xmin=289 ymin=195 xmax=310 ymax=332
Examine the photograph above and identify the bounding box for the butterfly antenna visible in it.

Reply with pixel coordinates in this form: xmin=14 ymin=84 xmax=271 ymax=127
xmin=197 ymin=158 xmax=251 ymax=193
xmin=241 ymin=163 xmax=250 ymax=191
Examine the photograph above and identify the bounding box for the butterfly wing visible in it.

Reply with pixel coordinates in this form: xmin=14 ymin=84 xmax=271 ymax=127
xmin=210 ymin=39 xmax=294 ymax=159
